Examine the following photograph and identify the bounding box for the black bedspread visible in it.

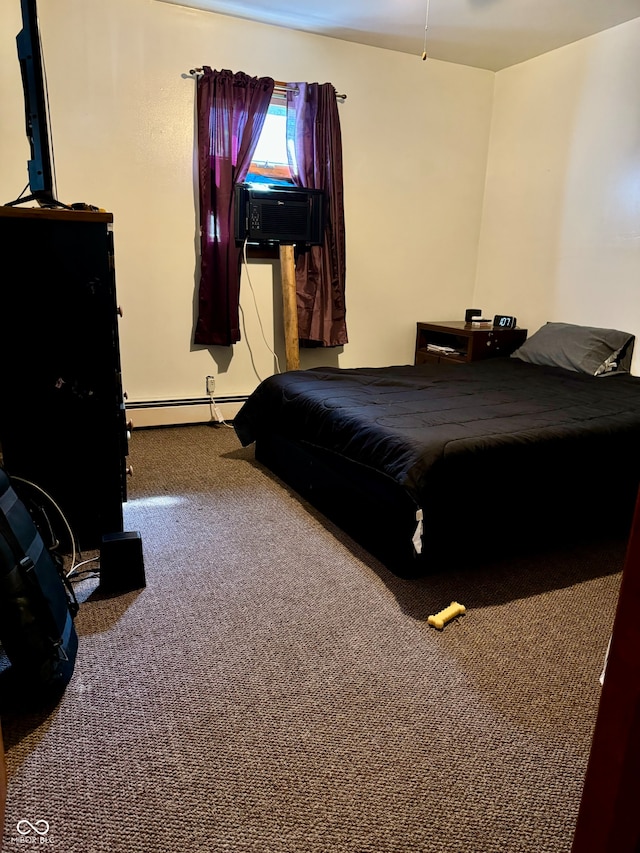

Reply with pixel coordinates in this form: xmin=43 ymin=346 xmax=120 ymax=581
xmin=234 ymin=358 xmax=640 ymax=568
xmin=235 ymin=358 xmax=640 ymax=503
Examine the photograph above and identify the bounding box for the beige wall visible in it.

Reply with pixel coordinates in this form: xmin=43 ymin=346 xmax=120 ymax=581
xmin=475 ymin=17 xmax=640 ymax=374
xmin=0 ymin=0 xmax=493 ymax=424
xmin=2 ymin=3 xmax=638 ymax=428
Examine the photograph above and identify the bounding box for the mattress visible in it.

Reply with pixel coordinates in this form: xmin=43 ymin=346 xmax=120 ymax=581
xmin=234 ymin=358 xmax=640 ymax=571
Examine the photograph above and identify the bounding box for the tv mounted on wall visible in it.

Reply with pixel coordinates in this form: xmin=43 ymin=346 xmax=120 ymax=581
xmin=6 ymin=0 xmax=60 ymax=207
xmin=234 ymin=184 xmax=325 ymax=246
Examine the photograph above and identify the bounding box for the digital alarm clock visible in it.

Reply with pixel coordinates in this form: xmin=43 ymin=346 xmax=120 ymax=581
xmin=493 ymin=315 xmax=517 ymax=329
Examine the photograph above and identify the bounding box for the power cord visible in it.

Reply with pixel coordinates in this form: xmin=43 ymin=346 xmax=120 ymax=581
xmin=12 ymin=476 xmax=77 ymax=573
xmin=67 ymin=555 xmax=100 ymax=582
xmin=241 ymin=236 xmax=282 ymax=378
xmin=10 ymin=476 xmax=98 ymax=581
xmin=205 ymin=376 xmax=234 ymax=429
xmin=206 ymin=236 xmax=283 ymax=421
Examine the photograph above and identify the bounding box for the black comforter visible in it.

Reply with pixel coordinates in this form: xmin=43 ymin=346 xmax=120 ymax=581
xmin=234 ymin=359 xmax=640 ymax=563
xmin=236 ymin=358 xmax=640 ymax=493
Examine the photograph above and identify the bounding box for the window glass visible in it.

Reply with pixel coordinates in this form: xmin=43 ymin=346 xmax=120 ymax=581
xmin=246 ymin=102 xmax=293 ymax=186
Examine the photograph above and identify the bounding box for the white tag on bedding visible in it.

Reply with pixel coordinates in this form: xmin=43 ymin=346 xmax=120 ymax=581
xmin=412 ymin=508 xmax=424 ymax=554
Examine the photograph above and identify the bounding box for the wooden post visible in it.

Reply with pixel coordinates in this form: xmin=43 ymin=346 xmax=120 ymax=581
xmin=279 ymin=244 xmax=300 ymax=371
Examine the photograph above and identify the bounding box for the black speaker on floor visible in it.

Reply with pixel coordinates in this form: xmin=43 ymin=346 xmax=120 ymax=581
xmin=100 ymin=531 xmax=146 ymax=594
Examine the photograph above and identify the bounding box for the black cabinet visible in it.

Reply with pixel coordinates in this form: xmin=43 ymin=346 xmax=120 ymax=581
xmin=0 ymin=206 xmax=128 ymax=548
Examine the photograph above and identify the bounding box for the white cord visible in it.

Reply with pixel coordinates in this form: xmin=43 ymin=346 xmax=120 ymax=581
xmin=422 ymin=0 xmax=430 ymax=60
xmin=239 ymin=301 xmax=264 ymax=384
xmin=11 ymin=475 xmax=77 ymax=575
xmin=207 ymin=392 xmax=234 ymax=428
xmin=67 ymin=554 xmax=100 ymax=580
xmin=242 ymin=237 xmax=282 ymax=376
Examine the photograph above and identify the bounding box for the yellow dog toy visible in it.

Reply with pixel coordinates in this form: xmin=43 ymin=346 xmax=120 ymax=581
xmin=428 ymin=601 xmax=466 ymax=630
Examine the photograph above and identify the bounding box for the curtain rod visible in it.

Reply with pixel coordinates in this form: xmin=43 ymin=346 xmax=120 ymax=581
xmin=187 ymin=68 xmax=346 ymax=100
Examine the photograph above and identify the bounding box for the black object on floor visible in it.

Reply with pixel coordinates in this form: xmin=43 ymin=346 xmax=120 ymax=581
xmin=100 ymin=531 xmax=146 ymax=594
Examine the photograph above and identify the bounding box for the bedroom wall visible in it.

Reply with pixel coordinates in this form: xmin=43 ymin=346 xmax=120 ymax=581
xmin=474 ymin=17 xmax=640 ymax=375
xmin=0 ymin=0 xmax=494 ymax=425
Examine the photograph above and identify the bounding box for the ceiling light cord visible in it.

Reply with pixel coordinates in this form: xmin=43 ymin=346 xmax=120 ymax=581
xmin=422 ymin=0 xmax=430 ymax=60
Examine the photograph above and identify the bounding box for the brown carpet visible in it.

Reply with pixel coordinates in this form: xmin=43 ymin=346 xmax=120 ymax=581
xmin=1 ymin=424 xmax=624 ymax=852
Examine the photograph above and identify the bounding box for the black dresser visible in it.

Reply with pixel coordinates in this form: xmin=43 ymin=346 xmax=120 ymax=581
xmin=0 ymin=206 xmax=129 ymax=548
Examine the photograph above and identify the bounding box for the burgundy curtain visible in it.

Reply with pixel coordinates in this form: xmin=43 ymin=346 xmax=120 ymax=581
xmin=194 ymin=68 xmax=274 ymax=346
xmin=286 ymin=83 xmax=347 ymax=347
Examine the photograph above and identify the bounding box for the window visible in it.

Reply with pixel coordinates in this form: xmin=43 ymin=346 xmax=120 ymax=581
xmin=245 ymin=101 xmax=293 ymax=186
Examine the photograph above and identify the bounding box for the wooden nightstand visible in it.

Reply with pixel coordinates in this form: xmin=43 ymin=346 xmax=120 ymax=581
xmin=415 ymin=321 xmax=527 ymax=365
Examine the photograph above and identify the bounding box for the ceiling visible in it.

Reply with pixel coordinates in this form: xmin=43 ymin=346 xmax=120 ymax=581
xmin=159 ymin=0 xmax=640 ymax=71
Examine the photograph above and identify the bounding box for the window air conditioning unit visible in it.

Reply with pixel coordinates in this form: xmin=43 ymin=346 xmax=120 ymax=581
xmin=234 ymin=183 xmax=325 ymax=246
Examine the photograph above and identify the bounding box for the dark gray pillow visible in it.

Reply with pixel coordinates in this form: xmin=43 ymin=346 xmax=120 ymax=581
xmin=510 ymin=322 xmax=635 ymax=375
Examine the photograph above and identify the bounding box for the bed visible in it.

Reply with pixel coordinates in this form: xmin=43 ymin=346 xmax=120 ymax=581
xmin=234 ymin=322 xmax=640 ymax=576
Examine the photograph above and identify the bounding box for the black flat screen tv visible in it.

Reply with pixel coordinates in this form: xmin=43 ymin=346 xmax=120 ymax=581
xmin=6 ymin=0 xmax=58 ymax=206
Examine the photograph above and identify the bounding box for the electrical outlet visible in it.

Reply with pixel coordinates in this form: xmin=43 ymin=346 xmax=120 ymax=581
xmin=206 ymin=375 xmax=216 ymax=395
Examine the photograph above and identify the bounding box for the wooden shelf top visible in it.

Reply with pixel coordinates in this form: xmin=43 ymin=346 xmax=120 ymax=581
xmin=418 ymin=320 xmax=526 ymax=332
xmin=0 ymin=205 xmax=113 ymax=224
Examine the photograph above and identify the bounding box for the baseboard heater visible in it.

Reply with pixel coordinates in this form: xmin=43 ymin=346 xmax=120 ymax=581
xmin=126 ymin=395 xmax=248 ymax=428
xmin=130 ymin=395 xmax=248 ymax=410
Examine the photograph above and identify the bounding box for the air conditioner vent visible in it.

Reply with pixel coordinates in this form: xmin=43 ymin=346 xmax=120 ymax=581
xmin=235 ymin=184 xmax=325 ymax=246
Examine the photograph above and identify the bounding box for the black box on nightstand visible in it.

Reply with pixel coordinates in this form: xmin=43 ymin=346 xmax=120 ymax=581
xmin=100 ymin=531 xmax=146 ymax=594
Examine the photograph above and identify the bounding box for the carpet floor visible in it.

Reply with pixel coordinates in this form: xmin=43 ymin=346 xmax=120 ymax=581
xmin=1 ymin=424 xmax=624 ymax=852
